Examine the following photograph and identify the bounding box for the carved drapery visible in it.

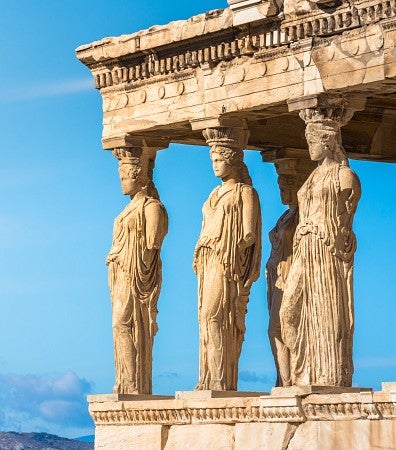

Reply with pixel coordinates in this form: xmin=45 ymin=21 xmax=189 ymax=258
xmin=107 ymin=146 xmax=168 ymax=394
xmin=193 ymin=126 xmax=262 ymax=391
xmin=280 ymin=96 xmax=364 ymax=386
xmin=266 ymin=158 xmax=315 ymax=387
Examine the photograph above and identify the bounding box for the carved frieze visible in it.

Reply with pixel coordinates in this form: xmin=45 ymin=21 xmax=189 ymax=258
xmin=89 ymin=397 xmax=396 ymax=426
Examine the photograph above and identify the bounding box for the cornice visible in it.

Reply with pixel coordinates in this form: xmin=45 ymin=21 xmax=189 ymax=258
xmin=77 ymin=0 xmax=395 ymax=92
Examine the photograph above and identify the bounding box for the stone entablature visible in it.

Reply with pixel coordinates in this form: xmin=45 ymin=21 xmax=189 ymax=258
xmin=88 ymin=390 xmax=396 ymax=427
xmin=76 ymin=0 xmax=395 ymax=88
xmin=76 ymin=1 xmax=396 ymax=161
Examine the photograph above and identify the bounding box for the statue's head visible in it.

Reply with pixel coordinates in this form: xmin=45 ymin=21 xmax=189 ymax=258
xmin=300 ymin=107 xmax=349 ymax=166
xmin=203 ymin=127 xmax=252 ymax=185
xmin=277 ymin=174 xmax=300 ymax=207
xmin=209 ymin=145 xmax=253 ymax=185
xmin=275 ymin=159 xmax=315 ymax=207
xmin=210 ymin=145 xmax=241 ymax=179
xmin=113 ymin=148 xmax=149 ymax=196
xmin=305 ymin=123 xmax=340 ymax=162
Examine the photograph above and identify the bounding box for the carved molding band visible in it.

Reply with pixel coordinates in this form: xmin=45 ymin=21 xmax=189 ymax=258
xmin=283 ymin=0 xmax=396 ymax=42
xmin=89 ymin=0 xmax=395 ymax=90
xmin=89 ymin=401 xmax=396 ymax=426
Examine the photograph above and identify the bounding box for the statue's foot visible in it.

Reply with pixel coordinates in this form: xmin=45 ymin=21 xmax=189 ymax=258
xmin=194 ymin=382 xmax=205 ymax=391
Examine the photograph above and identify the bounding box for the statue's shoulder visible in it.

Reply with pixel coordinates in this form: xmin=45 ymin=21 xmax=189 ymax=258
xmin=144 ymin=197 xmax=168 ymax=219
xmin=338 ymin=165 xmax=361 ymax=190
xmin=238 ymin=182 xmax=254 ymax=192
xmin=144 ymin=196 xmax=164 ymax=207
xmin=239 ymin=183 xmax=259 ymax=200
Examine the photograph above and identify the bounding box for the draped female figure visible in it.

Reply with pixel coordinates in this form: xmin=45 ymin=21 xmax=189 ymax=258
xmin=280 ymin=122 xmax=361 ymax=386
xmin=194 ymin=141 xmax=261 ymax=391
xmin=106 ymin=149 xmax=168 ymax=394
xmin=266 ymin=160 xmax=314 ymax=387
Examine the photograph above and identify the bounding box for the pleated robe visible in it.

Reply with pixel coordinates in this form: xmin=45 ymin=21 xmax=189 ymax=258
xmin=280 ymin=164 xmax=360 ymax=386
xmin=107 ymin=195 xmax=167 ymax=394
xmin=193 ymin=183 xmax=261 ymax=390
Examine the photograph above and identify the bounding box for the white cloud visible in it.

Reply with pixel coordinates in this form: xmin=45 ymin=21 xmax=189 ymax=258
xmin=0 ymin=371 xmax=94 ymax=432
xmin=0 ymin=78 xmax=93 ymax=103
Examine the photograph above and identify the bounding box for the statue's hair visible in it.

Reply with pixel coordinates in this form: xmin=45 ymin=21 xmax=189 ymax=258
xmin=210 ymin=145 xmax=252 ymax=185
xmin=120 ymin=160 xmax=144 ymax=181
xmin=306 ymin=123 xmax=349 ymax=166
xmin=147 ymin=157 xmax=160 ymax=199
xmin=115 ymin=148 xmax=160 ymax=198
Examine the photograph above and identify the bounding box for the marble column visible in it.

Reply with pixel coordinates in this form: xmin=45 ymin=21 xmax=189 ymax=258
xmin=106 ymin=146 xmax=168 ymax=394
xmin=193 ymin=126 xmax=262 ymax=391
xmin=280 ymin=95 xmax=365 ymax=386
xmin=266 ymin=158 xmax=315 ymax=387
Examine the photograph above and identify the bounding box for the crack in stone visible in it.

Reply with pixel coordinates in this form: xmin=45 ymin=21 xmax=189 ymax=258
xmin=282 ymin=423 xmax=300 ymax=450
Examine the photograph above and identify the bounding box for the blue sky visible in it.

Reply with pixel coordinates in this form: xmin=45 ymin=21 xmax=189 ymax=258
xmin=0 ymin=0 xmax=395 ymax=439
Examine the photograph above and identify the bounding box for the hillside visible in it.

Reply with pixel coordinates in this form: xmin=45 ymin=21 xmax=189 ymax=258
xmin=0 ymin=432 xmax=93 ymax=450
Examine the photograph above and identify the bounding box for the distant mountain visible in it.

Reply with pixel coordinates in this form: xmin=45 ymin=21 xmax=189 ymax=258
xmin=74 ymin=435 xmax=94 ymax=443
xmin=0 ymin=432 xmax=94 ymax=449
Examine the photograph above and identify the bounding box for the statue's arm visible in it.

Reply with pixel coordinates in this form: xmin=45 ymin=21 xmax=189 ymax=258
xmin=145 ymin=202 xmax=168 ymax=250
xmin=241 ymin=187 xmax=258 ymax=248
xmin=338 ymin=167 xmax=361 ymax=219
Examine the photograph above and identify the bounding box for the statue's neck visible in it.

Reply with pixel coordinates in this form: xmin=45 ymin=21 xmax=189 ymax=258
xmin=130 ymin=188 xmax=148 ymax=201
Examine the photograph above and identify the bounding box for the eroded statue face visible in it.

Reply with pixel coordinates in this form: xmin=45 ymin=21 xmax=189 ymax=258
xmin=118 ymin=163 xmax=142 ymax=196
xmin=278 ymin=175 xmax=298 ymax=207
xmin=211 ymin=152 xmax=233 ymax=179
xmin=306 ymin=129 xmax=333 ymax=162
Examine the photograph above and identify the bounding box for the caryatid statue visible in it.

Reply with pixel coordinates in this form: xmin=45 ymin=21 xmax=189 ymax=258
xmin=106 ymin=147 xmax=168 ymax=394
xmin=266 ymin=158 xmax=315 ymax=387
xmin=193 ymin=127 xmax=262 ymax=391
xmin=280 ymin=103 xmax=361 ymax=387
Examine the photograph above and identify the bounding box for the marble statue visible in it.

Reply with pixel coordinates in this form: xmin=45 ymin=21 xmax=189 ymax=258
xmin=266 ymin=159 xmax=314 ymax=387
xmin=280 ymin=109 xmax=361 ymax=386
xmin=193 ymin=127 xmax=261 ymax=391
xmin=106 ymin=147 xmax=168 ymax=394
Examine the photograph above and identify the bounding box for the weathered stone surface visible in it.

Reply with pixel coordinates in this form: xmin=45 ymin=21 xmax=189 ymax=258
xmin=165 ymin=424 xmax=234 ymax=449
xmin=266 ymin=158 xmax=315 ymax=387
xmin=193 ymin=127 xmax=261 ymax=391
xmin=272 ymin=386 xmax=372 ymax=396
xmin=90 ymin=391 xmax=396 ymax=448
xmin=234 ymin=423 xmax=299 ymax=450
xmin=87 ymin=393 xmax=173 ymax=402
xmin=95 ymin=425 xmax=164 ymax=450
xmin=280 ymin=96 xmax=362 ymax=387
xmin=288 ymin=420 xmax=396 ymax=450
xmin=176 ymin=390 xmax=267 ymax=399
xmin=76 ymin=1 xmax=396 ymax=161
xmin=107 ymin=147 xmax=168 ymax=394
xmin=228 ymin=0 xmax=279 ymax=26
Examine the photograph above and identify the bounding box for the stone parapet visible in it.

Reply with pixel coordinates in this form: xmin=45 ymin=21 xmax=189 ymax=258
xmin=89 ymin=388 xmax=396 ymax=449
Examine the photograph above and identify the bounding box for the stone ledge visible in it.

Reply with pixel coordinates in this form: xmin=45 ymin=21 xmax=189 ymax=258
xmin=88 ymin=387 xmax=396 ymax=426
xmin=88 ymin=393 xmax=173 ymax=403
xmin=271 ymin=385 xmax=372 ymax=396
xmin=175 ymin=390 xmax=268 ymax=399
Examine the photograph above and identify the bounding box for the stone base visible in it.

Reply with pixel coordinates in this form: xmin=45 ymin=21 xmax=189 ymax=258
xmin=88 ymin=384 xmax=396 ymax=449
xmin=176 ymin=390 xmax=268 ymax=399
xmin=271 ymin=385 xmax=372 ymax=397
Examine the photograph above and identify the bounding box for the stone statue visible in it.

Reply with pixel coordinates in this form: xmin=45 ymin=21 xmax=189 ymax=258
xmin=266 ymin=159 xmax=314 ymax=387
xmin=193 ymin=127 xmax=261 ymax=391
xmin=106 ymin=147 xmax=168 ymax=394
xmin=280 ymin=108 xmax=361 ymax=387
